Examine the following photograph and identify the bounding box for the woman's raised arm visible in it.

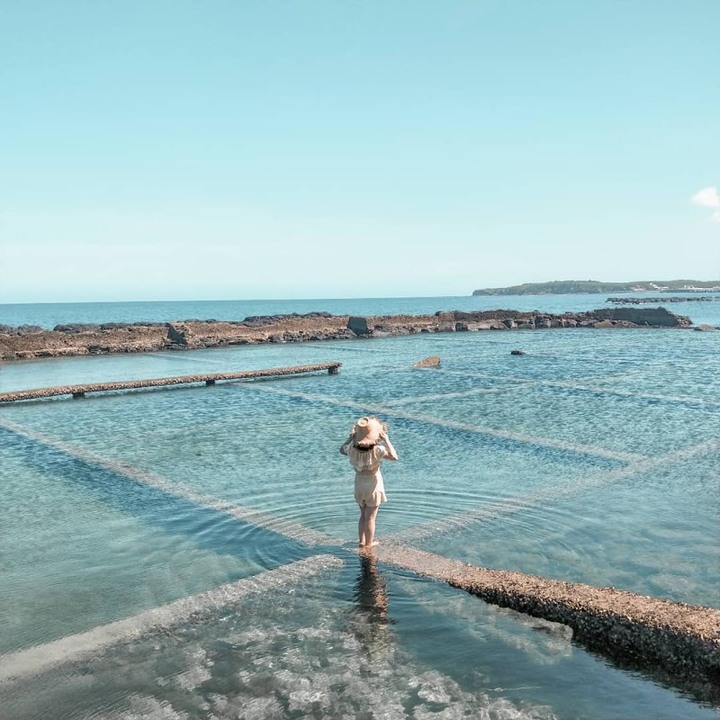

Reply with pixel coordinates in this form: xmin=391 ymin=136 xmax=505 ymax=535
xmin=379 ymin=431 xmax=398 ymax=461
xmin=340 ymin=431 xmax=354 ymax=455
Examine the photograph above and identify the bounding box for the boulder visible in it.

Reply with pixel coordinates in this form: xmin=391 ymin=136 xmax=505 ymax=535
xmin=166 ymin=323 xmax=190 ymax=346
xmin=436 ymin=312 xmax=456 ymax=332
xmin=16 ymin=325 xmax=45 ymax=335
xmin=413 ymin=355 xmax=441 ymax=368
xmin=590 ymin=307 xmax=691 ymax=328
xmin=52 ymin=323 xmax=99 ymax=333
xmin=347 ymin=316 xmax=371 ymax=337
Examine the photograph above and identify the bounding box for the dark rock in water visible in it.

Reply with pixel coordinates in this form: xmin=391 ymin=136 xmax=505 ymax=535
xmin=0 ymin=325 xmax=45 ymax=336
xmin=52 ymin=323 xmax=99 ymax=333
xmin=693 ymin=324 xmax=717 ymax=332
xmin=413 ymin=355 xmax=441 ymax=368
xmin=347 ymin=316 xmax=371 ymax=337
xmin=166 ymin=323 xmax=189 ymax=346
xmin=243 ymin=311 xmax=333 ymax=327
xmin=240 ymin=315 xmax=274 ymax=327
xmin=588 ymin=307 xmax=691 ymax=328
xmin=15 ymin=325 xmax=45 ymax=335
xmin=436 ymin=312 xmax=455 ymax=332
xmin=305 ymin=311 xmax=333 ymax=319
xmin=510 ymin=349 xmax=526 ymax=356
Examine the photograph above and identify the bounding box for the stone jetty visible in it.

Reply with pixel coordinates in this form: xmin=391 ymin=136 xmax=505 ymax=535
xmin=0 ymin=307 xmax=697 ymax=361
xmin=0 ymin=362 xmax=342 ymax=403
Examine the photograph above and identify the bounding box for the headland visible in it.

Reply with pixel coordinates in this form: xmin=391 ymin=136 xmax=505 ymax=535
xmin=472 ymin=279 xmax=720 ymax=296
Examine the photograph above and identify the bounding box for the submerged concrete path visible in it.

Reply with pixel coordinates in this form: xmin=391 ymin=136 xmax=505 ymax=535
xmin=0 ymin=362 xmax=341 ymax=403
xmin=2 ymin=417 xmax=718 ymax=695
xmin=372 ymin=543 xmax=720 ymax=684
xmin=0 ymin=555 xmax=343 ymax=684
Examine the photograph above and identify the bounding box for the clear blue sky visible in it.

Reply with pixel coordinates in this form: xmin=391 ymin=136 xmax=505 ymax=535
xmin=1 ymin=0 xmax=718 ymax=303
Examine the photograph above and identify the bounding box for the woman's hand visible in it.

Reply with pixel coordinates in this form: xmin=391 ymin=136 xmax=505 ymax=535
xmin=379 ymin=431 xmax=398 ymax=460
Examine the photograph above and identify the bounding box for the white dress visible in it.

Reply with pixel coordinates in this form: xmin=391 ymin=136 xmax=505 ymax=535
xmin=342 ymin=443 xmax=389 ymax=507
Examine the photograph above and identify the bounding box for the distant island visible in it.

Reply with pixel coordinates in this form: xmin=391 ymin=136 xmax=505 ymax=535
xmin=472 ymin=280 xmax=720 ymax=296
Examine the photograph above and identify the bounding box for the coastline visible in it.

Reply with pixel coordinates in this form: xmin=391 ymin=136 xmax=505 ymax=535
xmin=0 ymin=306 xmax=707 ymax=361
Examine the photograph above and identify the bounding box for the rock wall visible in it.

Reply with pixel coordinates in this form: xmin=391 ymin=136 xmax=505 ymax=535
xmin=0 ymin=308 xmax=697 ymax=361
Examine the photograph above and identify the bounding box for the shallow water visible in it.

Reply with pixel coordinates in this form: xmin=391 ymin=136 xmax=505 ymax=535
xmin=0 ymin=321 xmax=718 ymax=719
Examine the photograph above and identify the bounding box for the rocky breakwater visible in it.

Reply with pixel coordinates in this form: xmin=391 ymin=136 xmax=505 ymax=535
xmin=0 ymin=313 xmax=355 ymax=361
xmin=357 ymin=306 xmax=693 ymax=335
xmin=0 ymin=307 xmax=695 ymax=361
xmin=607 ymin=296 xmax=718 ymax=304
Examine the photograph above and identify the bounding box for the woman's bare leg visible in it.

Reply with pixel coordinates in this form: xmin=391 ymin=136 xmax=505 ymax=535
xmin=358 ymin=505 xmax=380 ymax=547
xmin=364 ymin=505 xmax=380 ymax=547
xmin=358 ymin=505 xmax=367 ymax=546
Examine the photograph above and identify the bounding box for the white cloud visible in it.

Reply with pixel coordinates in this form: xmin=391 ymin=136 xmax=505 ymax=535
xmin=691 ymin=186 xmax=720 ymax=208
xmin=690 ymin=187 xmax=720 ymax=223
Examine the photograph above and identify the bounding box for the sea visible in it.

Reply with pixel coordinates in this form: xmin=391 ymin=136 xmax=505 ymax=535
xmin=0 ymin=293 xmax=718 ymax=720
xmin=3 ymin=292 xmax=720 ymax=329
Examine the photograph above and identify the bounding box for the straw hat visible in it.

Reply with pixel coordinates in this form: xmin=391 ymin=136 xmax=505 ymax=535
xmin=353 ymin=416 xmax=386 ymax=446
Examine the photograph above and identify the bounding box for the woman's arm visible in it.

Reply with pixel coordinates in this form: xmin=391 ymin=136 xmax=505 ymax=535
xmin=340 ymin=432 xmax=354 ymax=455
xmin=379 ymin=431 xmax=398 ymax=461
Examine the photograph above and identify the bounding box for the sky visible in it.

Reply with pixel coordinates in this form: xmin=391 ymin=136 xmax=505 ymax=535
xmin=1 ymin=0 xmax=718 ymax=303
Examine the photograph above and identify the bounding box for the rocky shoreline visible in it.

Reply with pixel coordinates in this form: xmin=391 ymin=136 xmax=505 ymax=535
xmin=0 ymin=307 xmax=710 ymax=361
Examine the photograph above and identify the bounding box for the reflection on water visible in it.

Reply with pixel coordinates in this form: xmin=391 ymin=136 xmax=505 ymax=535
xmin=349 ymin=553 xmax=394 ymax=661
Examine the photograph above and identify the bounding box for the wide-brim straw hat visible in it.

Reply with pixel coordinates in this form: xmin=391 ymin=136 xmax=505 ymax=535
xmin=353 ymin=416 xmax=386 ymax=446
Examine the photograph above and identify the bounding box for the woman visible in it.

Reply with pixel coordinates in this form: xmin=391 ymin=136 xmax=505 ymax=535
xmin=340 ymin=416 xmax=398 ymax=548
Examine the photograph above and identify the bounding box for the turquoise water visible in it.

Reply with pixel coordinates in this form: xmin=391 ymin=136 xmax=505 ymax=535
xmin=0 ymin=299 xmax=718 ymax=719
